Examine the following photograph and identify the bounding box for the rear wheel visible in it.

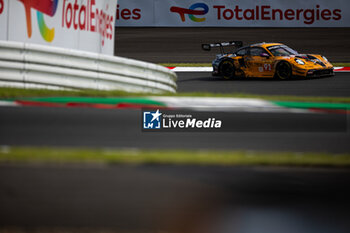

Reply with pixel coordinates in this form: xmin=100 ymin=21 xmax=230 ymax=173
xmin=219 ymin=60 xmax=235 ymax=79
xmin=275 ymin=61 xmax=292 ymax=80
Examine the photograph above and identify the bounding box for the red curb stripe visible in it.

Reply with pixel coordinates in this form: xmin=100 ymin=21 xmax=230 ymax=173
xmin=309 ymin=108 xmax=350 ymax=114
xmin=66 ymin=102 xmax=166 ymax=109
xmin=16 ymin=100 xmax=64 ymax=108
xmin=15 ymin=100 xmax=167 ymax=110
xmin=66 ymin=102 xmax=117 ymax=109
xmin=116 ymin=103 xmax=168 ymax=109
xmin=334 ymin=67 xmax=350 ymax=72
xmin=167 ymin=66 xmax=350 ymax=72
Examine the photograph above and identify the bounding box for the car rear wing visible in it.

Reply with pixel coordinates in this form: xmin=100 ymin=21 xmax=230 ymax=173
xmin=202 ymin=41 xmax=243 ymax=55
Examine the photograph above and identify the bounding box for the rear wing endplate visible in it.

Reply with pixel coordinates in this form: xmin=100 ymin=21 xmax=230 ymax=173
xmin=202 ymin=41 xmax=243 ymax=54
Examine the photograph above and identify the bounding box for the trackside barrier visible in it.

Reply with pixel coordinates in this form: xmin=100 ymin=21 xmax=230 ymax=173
xmin=0 ymin=41 xmax=177 ymax=93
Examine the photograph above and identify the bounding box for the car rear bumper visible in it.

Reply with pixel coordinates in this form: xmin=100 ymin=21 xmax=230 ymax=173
xmin=212 ymin=66 xmax=220 ymax=76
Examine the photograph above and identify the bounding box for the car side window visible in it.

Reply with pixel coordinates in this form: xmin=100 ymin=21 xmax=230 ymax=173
xmin=250 ymin=47 xmax=266 ymax=56
xmin=236 ymin=48 xmax=247 ymax=56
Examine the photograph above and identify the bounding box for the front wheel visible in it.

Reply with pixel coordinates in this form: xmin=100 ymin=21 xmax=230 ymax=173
xmin=219 ymin=60 xmax=235 ymax=79
xmin=275 ymin=61 xmax=292 ymax=80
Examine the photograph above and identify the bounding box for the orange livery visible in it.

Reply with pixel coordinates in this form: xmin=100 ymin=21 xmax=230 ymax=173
xmin=202 ymin=42 xmax=334 ymax=80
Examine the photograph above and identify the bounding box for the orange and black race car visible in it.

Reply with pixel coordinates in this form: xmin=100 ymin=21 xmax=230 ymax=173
xmin=202 ymin=41 xmax=334 ymax=80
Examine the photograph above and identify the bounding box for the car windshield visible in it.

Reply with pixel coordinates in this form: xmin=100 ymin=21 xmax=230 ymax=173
xmin=267 ymin=45 xmax=298 ymax=56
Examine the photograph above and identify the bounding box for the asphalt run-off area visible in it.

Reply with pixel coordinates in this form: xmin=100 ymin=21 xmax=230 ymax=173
xmin=176 ymin=72 xmax=350 ymax=96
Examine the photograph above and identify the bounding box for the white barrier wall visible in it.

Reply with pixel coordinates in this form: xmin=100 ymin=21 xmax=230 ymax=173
xmin=116 ymin=0 xmax=349 ymax=27
xmin=0 ymin=41 xmax=177 ymax=93
xmin=0 ymin=0 xmax=116 ymax=55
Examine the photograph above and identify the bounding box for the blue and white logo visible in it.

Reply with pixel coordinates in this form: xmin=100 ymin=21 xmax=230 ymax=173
xmin=143 ymin=109 xmax=162 ymax=129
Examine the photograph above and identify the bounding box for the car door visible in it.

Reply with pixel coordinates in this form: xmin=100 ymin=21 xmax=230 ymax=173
xmin=245 ymin=47 xmax=274 ymax=78
xmin=234 ymin=47 xmax=249 ymax=76
xmin=235 ymin=48 xmax=248 ymax=66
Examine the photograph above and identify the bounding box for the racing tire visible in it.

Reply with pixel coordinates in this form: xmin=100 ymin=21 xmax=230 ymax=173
xmin=219 ymin=60 xmax=235 ymax=79
xmin=275 ymin=61 xmax=292 ymax=80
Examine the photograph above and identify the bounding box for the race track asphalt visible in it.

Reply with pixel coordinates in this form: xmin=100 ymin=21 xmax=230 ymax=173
xmin=3 ymin=72 xmax=348 ymax=152
xmin=1 ymin=164 xmax=350 ymax=233
xmin=1 ymin=163 xmax=350 ymax=233
xmin=176 ymin=72 xmax=350 ymax=96
xmin=0 ymin=106 xmax=349 ymax=153
xmin=115 ymin=28 xmax=350 ymax=63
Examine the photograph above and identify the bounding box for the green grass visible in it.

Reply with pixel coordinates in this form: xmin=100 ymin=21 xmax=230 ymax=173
xmin=0 ymin=87 xmax=148 ymax=99
xmin=1 ymin=87 xmax=350 ymax=103
xmin=160 ymin=63 xmax=350 ymax=67
xmin=333 ymin=63 xmax=350 ymax=67
xmin=1 ymin=146 xmax=350 ymax=167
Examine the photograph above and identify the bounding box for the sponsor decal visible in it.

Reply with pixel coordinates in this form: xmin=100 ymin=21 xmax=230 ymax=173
xmin=0 ymin=0 xmax=4 ymax=14
xmin=116 ymin=0 xmax=346 ymax=27
xmin=170 ymin=3 xmax=209 ymax=22
xmin=213 ymin=4 xmax=341 ymax=25
xmin=62 ymin=0 xmax=114 ymax=46
xmin=16 ymin=0 xmax=114 ymax=45
xmin=116 ymin=4 xmax=141 ymax=20
xmin=17 ymin=0 xmax=58 ymax=42
xmin=263 ymin=64 xmax=272 ymax=71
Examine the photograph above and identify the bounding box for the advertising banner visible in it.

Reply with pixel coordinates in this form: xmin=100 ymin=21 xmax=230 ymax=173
xmin=0 ymin=0 xmax=8 ymax=40
xmin=1 ymin=0 xmax=117 ymax=55
xmin=116 ymin=0 xmax=349 ymax=27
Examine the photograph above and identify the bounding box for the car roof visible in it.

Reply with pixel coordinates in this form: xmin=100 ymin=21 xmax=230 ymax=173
xmin=232 ymin=43 xmax=284 ymax=54
xmin=250 ymin=42 xmax=283 ymax=48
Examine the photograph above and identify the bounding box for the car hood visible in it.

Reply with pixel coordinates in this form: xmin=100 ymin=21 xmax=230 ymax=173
xmin=292 ymin=54 xmax=328 ymax=67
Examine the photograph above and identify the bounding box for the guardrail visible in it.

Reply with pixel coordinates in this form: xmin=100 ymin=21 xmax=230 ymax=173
xmin=0 ymin=41 xmax=177 ymax=93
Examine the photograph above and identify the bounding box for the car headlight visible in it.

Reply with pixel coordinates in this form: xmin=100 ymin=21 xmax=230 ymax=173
xmin=295 ymin=58 xmax=305 ymax=65
xmin=322 ymin=56 xmax=328 ymax=62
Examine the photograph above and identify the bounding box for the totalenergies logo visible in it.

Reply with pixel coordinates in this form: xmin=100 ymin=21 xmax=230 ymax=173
xmin=18 ymin=0 xmax=58 ymax=42
xmin=170 ymin=3 xmax=209 ymax=22
xmin=0 ymin=0 xmax=4 ymax=15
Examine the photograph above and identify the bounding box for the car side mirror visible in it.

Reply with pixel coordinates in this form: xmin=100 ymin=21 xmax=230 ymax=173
xmin=260 ymin=53 xmax=270 ymax=58
xmin=202 ymin=44 xmax=211 ymax=51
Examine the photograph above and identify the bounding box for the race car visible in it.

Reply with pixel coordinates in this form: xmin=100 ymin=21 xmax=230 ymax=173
xmin=202 ymin=41 xmax=334 ymax=80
